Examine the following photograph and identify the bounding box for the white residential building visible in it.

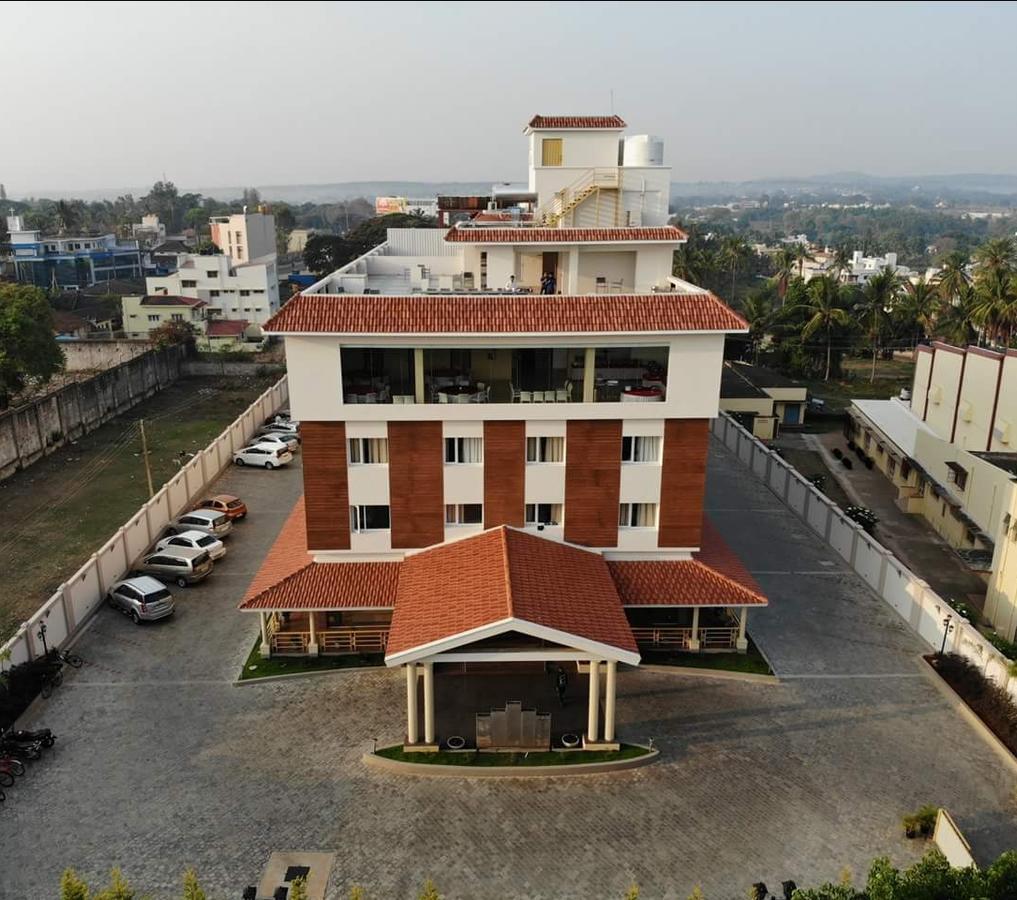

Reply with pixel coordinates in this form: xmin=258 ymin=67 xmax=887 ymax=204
xmin=145 ymin=253 xmax=280 ymax=331
xmin=209 ymin=210 xmax=276 ymax=263
xmin=131 ymin=214 xmax=166 ymax=245
xmin=840 ymin=250 xmax=914 ymax=286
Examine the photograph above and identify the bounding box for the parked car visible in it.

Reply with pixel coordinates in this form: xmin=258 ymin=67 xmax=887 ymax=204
xmin=135 ymin=546 xmax=213 ymax=588
xmin=258 ymin=420 xmax=300 ymax=440
xmin=193 ymin=493 xmax=248 ymax=520
xmin=263 ymin=409 xmax=292 ymax=425
xmin=167 ymin=509 xmax=234 ymax=539
xmin=106 ymin=576 xmax=175 ymax=624
xmin=252 ymin=431 xmax=299 ymax=453
xmin=233 ymin=443 xmax=293 ymax=469
xmin=155 ymin=529 xmax=227 ymax=561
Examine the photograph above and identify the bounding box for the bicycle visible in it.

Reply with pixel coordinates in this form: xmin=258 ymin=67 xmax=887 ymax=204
xmin=40 ymin=665 xmax=63 ymax=699
xmin=54 ymin=648 xmax=83 ymax=669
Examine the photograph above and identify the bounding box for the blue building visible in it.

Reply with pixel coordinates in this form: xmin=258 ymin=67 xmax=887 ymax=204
xmin=6 ymin=215 xmax=142 ymax=290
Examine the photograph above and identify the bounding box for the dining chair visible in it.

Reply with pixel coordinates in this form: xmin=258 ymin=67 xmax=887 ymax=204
xmin=510 ymin=383 xmax=521 ymax=402
xmin=555 ymin=388 xmax=568 ymax=402
xmin=439 ymin=392 xmax=449 ymax=404
xmin=532 ymin=391 xmax=544 ymax=403
xmin=519 ymin=391 xmax=532 ymax=403
xmin=455 ymin=393 xmax=470 ymax=404
xmin=543 ymin=390 xmax=556 ymax=402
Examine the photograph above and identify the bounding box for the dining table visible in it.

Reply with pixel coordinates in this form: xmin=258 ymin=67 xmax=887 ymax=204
xmin=438 ymin=384 xmax=484 ymax=403
xmin=621 ymin=386 xmax=664 ymax=402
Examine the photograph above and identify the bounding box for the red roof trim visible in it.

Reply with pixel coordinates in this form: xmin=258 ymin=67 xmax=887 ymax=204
xmin=527 ymin=115 xmax=627 ymax=130
xmin=932 ymin=341 xmax=965 ymax=356
xmin=264 ymin=292 xmax=747 ymax=335
xmin=207 ymin=319 xmax=249 ymax=337
xmin=444 ymin=226 xmax=687 ymax=244
xmin=915 ymin=344 xmax=934 ymax=355
xmin=964 ymin=345 xmax=1004 ymax=360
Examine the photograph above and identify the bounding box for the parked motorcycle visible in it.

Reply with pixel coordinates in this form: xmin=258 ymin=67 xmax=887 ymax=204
xmin=5 ymin=728 xmax=55 ymax=748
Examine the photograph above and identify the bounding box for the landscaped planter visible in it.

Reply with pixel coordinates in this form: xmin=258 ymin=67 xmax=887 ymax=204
xmin=446 ymin=735 xmax=466 ymax=751
xmin=561 ymin=733 xmax=580 ymax=748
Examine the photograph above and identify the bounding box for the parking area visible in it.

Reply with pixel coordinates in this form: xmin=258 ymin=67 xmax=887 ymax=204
xmin=2 ymin=442 xmax=1017 ymax=899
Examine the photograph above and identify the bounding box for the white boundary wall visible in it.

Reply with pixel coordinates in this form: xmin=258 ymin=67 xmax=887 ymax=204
xmin=712 ymin=413 xmax=1017 ymax=702
xmin=0 ymin=377 xmax=289 ymax=669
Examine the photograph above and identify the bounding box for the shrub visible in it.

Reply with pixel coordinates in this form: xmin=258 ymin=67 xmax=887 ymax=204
xmin=0 ymin=653 xmax=63 ymax=730
xmin=846 ymin=506 xmax=878 ymax=533
xmin=932 ymin=654 xmax=1017 ymax=755
xmin=902 ymin=804 xmax=937 ymax=838
xmin=864 ymin=457 xmax=874 ymax=469
xmin=985 ymin=631 xmax=1017 ymax=661
xmin=842 ymin=457 xmax=853 ymax=469
xmin=832 ymin=447 xmax=843 ymax=459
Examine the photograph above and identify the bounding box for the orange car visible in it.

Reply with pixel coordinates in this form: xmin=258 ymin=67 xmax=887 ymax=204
xmin=194 ymin=493 xmax=247 ymax=520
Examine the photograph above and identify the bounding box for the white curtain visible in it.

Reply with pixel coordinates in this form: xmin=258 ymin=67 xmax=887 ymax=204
xmin=462 ymin=437 xmax=483 ymax=463
xmin=348 ymin=439 xmax=361 ymax=464
xmin=633 ymin=503 xmax=657 ymax=527
xmin=635 ymin=436 xmax=660 ymax=462
xmin=366 ymin=438 xmax=389 ymax=464
xmin=544 ymin=437 xmax=564 ymax=463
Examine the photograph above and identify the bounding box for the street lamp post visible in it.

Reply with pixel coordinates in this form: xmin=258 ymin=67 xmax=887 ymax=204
xmin=37 ymin=621 xmax=49 ymax=658
xmin=939 ymin=613 xmax=954 ymax=657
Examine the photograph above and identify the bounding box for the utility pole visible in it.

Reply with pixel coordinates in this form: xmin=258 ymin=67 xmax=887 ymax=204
xmin=139 ymin=419 xmax=155 ymax=498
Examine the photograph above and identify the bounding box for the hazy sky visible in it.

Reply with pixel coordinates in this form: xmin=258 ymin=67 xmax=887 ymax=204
xmin=5 ymin=1 xmax=1017 ymax=195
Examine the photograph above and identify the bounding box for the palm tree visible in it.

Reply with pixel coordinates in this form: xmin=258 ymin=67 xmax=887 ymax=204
xmin=720 ymin=235 xmax=752 ymax=303
xmin=792 ymin=243 xmax=816 ymax=279
xmin=935 ymin=250 xmax=971 ymax=304
xmin=55 ymin=200 xmax=79 ymax=235
xmin=831 ymin=246 xmax=853 ymax=280
xmin=788 ymin=275 xmax=852 ymax=381
xmin=935 ymin=284 xmax=978 ymax=346
xmin=772 ymin=246 xmax=798 ymax=301
xmin=893 ymin=276 xmax=941 ymax=348
xmin=857 ymin=267 xmax=902 ymax=382
xmin=971 ymin=268 xmax=1017 ymax=346
xmin=974 ymin=237 xmax=1017 ymax=279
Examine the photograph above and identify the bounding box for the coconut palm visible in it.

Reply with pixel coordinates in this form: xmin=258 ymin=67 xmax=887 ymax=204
xmin=793 ymin=243 xmax=816 ymax=279
xmin=831 ymin=246 xmax=853 ymax=279
xmin=974 ymin=237 xmax=1017 ymax=279
xmin=788 ymin=275 xmax=852 ymax=381
xmin=720 ymin=235 xmax=752 ymax=303
xmin=935 ymin=250 xmax=971 ymax=304
xmin=935 ymin=284 xmax=978 ymax=346
xmin=55 ymin=200 xmax=79 ymax=235
xmin=971 ymin=268 xmax=1017 ymax=346
xmin=856 ymin=267 xmax=902 ymax=382
xmin=893 ymin=276 xmax=941 ymax=348
xmin=772 ymin=246 xmax=798 ymax=301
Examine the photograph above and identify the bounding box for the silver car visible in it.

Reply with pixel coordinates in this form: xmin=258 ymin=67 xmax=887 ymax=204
xmin=106 ymin=576 xmax=175 ymax=624
xmin=168 ymin=509 xmax=233 ymax=538
xmin=135 ymin=546 xmax=213 ymax=587
xmin=155 ymin=529 xmax=227 ymax=561
xmin=253 ymin=431 xmax=299 ymax=453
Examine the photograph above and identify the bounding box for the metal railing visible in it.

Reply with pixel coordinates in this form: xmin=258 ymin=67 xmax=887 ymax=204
xmin=271 ymin=632 xmax=309 ymax=655
xmin=630 ymin=626 xmax=739 ymax=650
xmin=697 ymin=627 xmax=739 ymax=648
xmin=534 ymin=168 xmax=620 ymax=225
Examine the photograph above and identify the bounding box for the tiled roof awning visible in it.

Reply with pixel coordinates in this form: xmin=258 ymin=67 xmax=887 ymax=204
xmin=264 ymin=292 xmax=748 ymax=336
xmin=444 ymin=226 xmax=687 ymax=244
xmin=527 ymin=115 xmax=626 ymax=130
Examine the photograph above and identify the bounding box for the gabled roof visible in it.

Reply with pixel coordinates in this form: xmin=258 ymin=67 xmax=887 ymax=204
xmin=264 ymin=292 xmax=747 ymax=336
xmin=51 ymin=310 xmax=91 ymax=333
xmin=138 ymin=295 xmax=206 ymax=308
xmin=386 ymin=527 xmax=639 ymax=664
xmin=206 ymin=319 xmax=249 ymax=337
xmin=527 ymin=115 xmax=626 ymax=130
xmin=444 ymin=226 xmax=687 ymax=244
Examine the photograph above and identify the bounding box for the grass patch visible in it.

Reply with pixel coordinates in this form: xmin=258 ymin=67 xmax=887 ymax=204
xmin=238 ymin=635 xmax=384 ymax=680
xmin=0 ymin=375 xmax=277 ymax=642
xmin=776 ymin=447 xmax=853 ymax=510
xmin=375 ymin=743 xmax=651 ymax=767
xmin=799 ymin=356 xmax=914 ymax=413
xmin=641 ymin=637 xmax=773 ymax=675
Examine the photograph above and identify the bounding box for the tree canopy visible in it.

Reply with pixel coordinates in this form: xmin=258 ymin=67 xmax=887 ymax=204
xmin=0 ymin=283 xmax=64 ymax=406
xmin=303 ymin=212 xmax=438 ymax=275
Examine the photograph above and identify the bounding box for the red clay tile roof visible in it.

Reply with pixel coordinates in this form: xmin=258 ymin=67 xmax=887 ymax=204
xmin=387 ymin=527 xmax=638 ymax=658
xmin=608 ymin=521 xmax=767 ymax=607
xmin=444 ymin=226 xmax=687 ymax=243
xmin=52 ymin=310 xmax=91 ymax=333
xmin=527 ymin=115 xmax=626 ymax=130
xmin=238 ymin=497 xmax=399 ymax=610
xmin=206 ymin=319 xmax=249 ymax=337
xmin=470 ymin=211 xmax=535 ymax=223
xmin=264 ymin=293 xmax=747 ymax=335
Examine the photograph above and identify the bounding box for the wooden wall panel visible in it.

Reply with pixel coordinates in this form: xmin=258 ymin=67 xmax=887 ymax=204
xmin=300 ymin=421 xmax=350 ymax=550
xmin=563 ymin=420 xmax=622 ymax=547
xmin=484 ymin=421 xmax=525 ymax=527
xmin=388 ymin=421 xmax=444 ymax=548
xmin=658 ymin=418 xmax=709 ymax=547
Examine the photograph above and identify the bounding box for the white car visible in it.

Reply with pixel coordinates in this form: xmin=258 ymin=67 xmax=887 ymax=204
xmin=234 ymin=442 xmax=293 ymax=469
xmin=258 ymin=420 xmax=300 ymax=441
xmin=254 ymin=431 xmax=299 ymax=453
xmin=155 ymin=529 xmax=227 ymax=561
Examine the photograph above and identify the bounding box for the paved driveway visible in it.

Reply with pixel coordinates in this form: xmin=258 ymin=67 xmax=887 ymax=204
xmin=2 ymin=443 xmax=1016 ymax=900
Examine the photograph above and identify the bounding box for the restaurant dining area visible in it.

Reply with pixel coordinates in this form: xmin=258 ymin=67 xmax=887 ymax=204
xmin=339 ymin=345 xmax=670 ymax=405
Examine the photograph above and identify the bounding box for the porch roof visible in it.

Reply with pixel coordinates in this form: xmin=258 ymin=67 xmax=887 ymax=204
xmin=386 ymin=526 xmax=639 ymax=664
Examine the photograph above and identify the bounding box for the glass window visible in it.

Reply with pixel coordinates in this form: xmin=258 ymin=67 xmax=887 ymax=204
xmin=348 ymin=437 xmax=389 ymax=464
xmin=181 ymin=279 xmax=197 ymax=288
xmin=619 ymin=503 xmax=658 ymax=528
xmin=350 ymin=505 xmax=390 ymax=532
xmin=622 ymin=435 xmax=661 ymax=462
xmin=445 ymin=437 xmax=483 ymax=463
xmin=445 ymin=504 xmax=483 ymax=525
xmin=171 ymin=313 xmax=183 ymax=321
xmin=147 ymin=314 xmax=160 ymax=322
xmin=206 ymin=270 xmax=218 ymax=278
xmin=526 ymin=436 xmax=565 ymax=463
xmin=525 ymin=503 xmax=562 ymax=526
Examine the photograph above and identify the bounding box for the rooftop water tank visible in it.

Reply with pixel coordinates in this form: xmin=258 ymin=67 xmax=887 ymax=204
xmin=623 ymin=134 xmax=664 ymax=167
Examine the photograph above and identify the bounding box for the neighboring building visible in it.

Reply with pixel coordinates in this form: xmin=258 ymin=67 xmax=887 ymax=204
xmin=51 ymin=310 xmax=92 ymax=339
xmin=131 ymin=214 xmax=166 ymax=246
xmin=144 ymin=253 xmax=280 ymax=331
xmin=5 ymin=215 xmax=142 ymax=289
xmin=120 ymin=294 xmax=256 ymax=350
xmin=798 ymin=248 xmax=916 ymax=286
xmin=205 ymin=318 xmax=257 ymax=349
xmin=848 ymin=342 xmax=1017 ymax=639
xmin=209 ymin=210 xmax=276 ymax=263
xmin=375 ymin=197 xmax=438 ymax=218
xmin=286 ymin=229 xmax=316 ymax=255
xmin=719 ymin=361 xmax=809 ymax=439
xmin=238 ymin=114 xmax=768 ymax=754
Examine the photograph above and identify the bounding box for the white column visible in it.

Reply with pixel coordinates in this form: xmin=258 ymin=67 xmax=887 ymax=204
xmin=603 ymin=660 xmax=617 ymax=743
xmin=567 ymin=249 xmax=580 ymax=293
xmin=405 ymin=664 xmax=419 ymax=745
xmin=736 ymin=607 xmax=748 ymax=652
xmin=587 ymin=660 xmax=600 ymax=743
xmin=422 ymin=662 xmax=435 ymax=744
xmin=583 ymin=347 xmax=596 ymax=402
xmin=307 ymin=611 xmax=319 ymax=657
xmin=688 ymin=607 xmax=701 ymax=652
xmin=414 ymin=348 xmax=425 ymax=404
xmin=259 ymin=612 xmax=271 ymax=659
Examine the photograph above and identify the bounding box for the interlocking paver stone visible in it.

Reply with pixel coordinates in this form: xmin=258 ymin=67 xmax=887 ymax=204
xmin=1 ymin=443 xmax=1015 ymax=900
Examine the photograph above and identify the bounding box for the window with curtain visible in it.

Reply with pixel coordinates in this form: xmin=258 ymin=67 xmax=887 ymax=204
xmin=526 ymin=436 xmax=565 ymax=463
xmin=444 ymin=436 xmax=483 ymax=463
xmin=350 ymin=505 xmax=391 ymax=532
xmin=621 ymin=435 xmax=661 ymax=463
xmin=348 ymin=437 xmax=389 ymax=464
xmin=525 ymin=503 xmax=563 ymax=526
xmin=445 ymin=504 xmax=483 ymax=525
xmin=618 ymin=503 xmax=658 ymax=528
xmin=541 ymin=138 xmax=563 ymax=166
